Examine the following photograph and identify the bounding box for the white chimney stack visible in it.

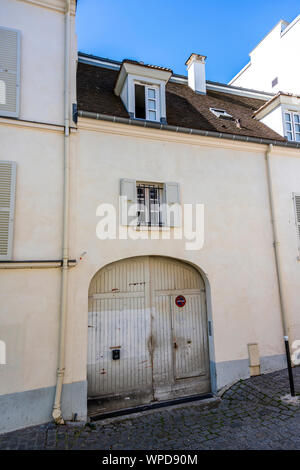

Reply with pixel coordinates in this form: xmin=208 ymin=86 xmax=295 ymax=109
xmin=185 ymin=53 xmax=206 ymax=94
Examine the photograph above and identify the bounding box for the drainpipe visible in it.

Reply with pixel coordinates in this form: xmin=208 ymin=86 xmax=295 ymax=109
xmin=52 ymin=0 xmax=71 ymax=424
xmin=265 ymin=144 xmax=295 ymax=396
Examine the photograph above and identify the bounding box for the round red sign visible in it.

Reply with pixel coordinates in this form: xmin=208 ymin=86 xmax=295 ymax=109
xmin=175 ymin=295 xmax=186 ymax=307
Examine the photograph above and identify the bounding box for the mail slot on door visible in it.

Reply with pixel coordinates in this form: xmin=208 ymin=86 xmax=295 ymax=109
xmin=112 ymin=349 xmax=120 ymax=360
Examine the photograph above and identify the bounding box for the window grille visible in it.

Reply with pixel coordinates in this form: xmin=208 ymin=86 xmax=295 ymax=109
xmin=136 ymin=183 xmax=163 ymax=226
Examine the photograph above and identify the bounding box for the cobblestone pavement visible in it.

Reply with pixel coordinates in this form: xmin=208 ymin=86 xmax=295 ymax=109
xmin=1 ymin=368 xmax=300 ymax=450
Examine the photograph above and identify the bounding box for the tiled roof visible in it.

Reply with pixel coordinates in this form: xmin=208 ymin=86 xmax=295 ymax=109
xmin=78 ymin=63 xmax=129 ymax=118
xmin=120 ymin=59 xmax=173 ymax=73
xmin=77 ymin=61 xmax=286 ymax=142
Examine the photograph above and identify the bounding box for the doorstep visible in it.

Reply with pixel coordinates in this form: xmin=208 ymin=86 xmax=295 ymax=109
xmin=88 ymin=393 xmax=221 ymax=423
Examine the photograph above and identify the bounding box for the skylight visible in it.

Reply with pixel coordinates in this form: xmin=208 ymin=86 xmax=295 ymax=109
xmin=210 ymin=108 xmax=233 ymax=119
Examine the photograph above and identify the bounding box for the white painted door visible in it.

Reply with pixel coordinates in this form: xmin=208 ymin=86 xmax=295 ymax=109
xmin=151 ymin=257 xmax=210 ymax=401
xmin=87 ymin=256 xmax=210 ymax=413
xmin=171 ymin=293 xmax=208 ymax=380
xmin=87 ymin=257 xmax=153 ymax=412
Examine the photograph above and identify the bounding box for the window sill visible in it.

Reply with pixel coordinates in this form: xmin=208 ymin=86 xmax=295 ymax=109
xmin=132 ymin=117 xmax=161 ymax=124
xmin=135 ymin=225 xmax=168 ymax=231
xmin=121 ymin=225 xmax=177 ymax=231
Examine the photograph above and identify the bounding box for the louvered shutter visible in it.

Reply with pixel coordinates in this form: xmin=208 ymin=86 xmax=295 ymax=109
xmin=120 ymin=179 xmax=137 ymax=225
xmin=0 ymin=161 xmax=16 ymax=259
xmin=163 ymin=182 xmax=181 ymax=227
xmin=294 ymin=194 xmax=300 ymax=249
xmin=0 ymin=27 xmax=20 ymax=118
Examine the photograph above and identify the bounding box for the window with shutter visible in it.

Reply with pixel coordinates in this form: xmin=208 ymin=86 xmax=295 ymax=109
xmin=120 ymin=180 xmax=180 ymax=227
xmin=294 ymin=193 xmax=300 ymax=250
xmin=0 ymin=161 xmax=16 ymax=259
xmin=0 ymin=27 xmax=21 ymax=118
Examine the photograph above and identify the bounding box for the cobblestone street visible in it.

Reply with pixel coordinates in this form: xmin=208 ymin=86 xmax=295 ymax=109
xmin=1 ymin=368 xmax=300 ymax=450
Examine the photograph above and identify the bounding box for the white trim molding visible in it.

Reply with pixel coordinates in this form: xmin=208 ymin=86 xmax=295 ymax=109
xmin=0 ymin=117 xmax=65 ymax=133
xmin=77 ymin=116 xmax=270 ymax=153
xmin=18 ymin=0 xmax=76 ymax=14
xmin=0 ymin=260 xmax=77 ymax=269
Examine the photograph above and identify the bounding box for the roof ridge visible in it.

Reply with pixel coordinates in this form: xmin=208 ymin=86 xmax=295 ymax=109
xmin=78 ymin=52 xmax=274 ymax=99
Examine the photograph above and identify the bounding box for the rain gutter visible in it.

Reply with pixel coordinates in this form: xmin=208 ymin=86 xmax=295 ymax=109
xmin=77 ymin=111 xmax=300 ymax=149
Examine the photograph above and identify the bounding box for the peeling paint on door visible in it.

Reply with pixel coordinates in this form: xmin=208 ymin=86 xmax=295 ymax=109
xmin=87 ymin=256 xmax=210 ymax=413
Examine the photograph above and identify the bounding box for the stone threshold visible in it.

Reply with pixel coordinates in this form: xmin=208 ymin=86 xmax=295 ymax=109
xmin=88 ymin=393 xmax=220 ymax=423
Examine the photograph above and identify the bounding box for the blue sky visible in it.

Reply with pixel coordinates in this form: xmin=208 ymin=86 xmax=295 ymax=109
xmin=76 ymin=0 xmax=299 ymax=84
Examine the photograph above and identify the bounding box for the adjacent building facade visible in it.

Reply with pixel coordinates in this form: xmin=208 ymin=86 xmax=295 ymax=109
xmin=229 ymin=15 xmax=300 ymax=95
xmin=229 ymin=15 xmax=300 ymax=144
xmin=0 ymin=0 xmax=300 ymax=434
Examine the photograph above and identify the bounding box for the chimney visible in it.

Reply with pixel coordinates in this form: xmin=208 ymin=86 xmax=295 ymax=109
xmin=185 ymin=53 xmax=206 ymax=94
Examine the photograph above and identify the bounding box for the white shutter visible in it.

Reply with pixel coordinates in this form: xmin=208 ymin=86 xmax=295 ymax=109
xmin=120 ymin=179 xmax=137 ymax=225
xmin=294 ymin=194 xmax=300 ymax=249
xmin=164 ymin=182 xmax=180 ymax=205
xmin=120 ymin=179 xmax=136 ymax=202
xmin=163 ymin=182 xmax=181 ymax=227
xmin=0 ymin=161 xmax=16 ymax=259
xmin=0 ymin=27 xmax=21 ymax=118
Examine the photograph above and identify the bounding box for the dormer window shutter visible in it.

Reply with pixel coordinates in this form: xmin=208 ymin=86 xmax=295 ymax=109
xmin=0 ymin=161 xmax=16 ymax=259
xmin=294 ymin=194 xmax=300 ymax=250
xmin=120 ymin=178 xmax=137 ymax=225
xmin=163 ymin=182 xmax=181 ymax=227
xmin=0 ymin=27 xmax=21 ymax=118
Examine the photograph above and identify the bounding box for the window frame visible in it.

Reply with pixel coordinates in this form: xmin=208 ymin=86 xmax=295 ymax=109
xmin=120 ymin=179 xmax=180 ymax=228
xmin=210 ymin=107 xmax=233 ymax=119
xmin=134 ymin=81 xmax=160 ymax=122
xmin=284 ymin=111 xmax=300 ymax=142
xmin=136 ymin=182 xmax=164 ymax=227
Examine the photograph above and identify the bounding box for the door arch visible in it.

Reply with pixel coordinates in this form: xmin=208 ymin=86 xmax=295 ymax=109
xmin=87 ymin=256 xmax=210 ymax=414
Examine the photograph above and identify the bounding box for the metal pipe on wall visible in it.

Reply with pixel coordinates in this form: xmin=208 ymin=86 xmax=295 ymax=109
xmin=52 ymin=0 xmax=71 ymax=424
xmin=265 ymin=144 xmax=295 ymax=396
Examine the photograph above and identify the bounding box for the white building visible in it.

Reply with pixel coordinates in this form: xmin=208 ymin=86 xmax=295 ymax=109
xmin=229 ymin=15 xmax=300 ymax=144
xmin=229 ymin=15 xmax=300 ymax=95
xmin=0 ymin=0 xmax=300 ymax=434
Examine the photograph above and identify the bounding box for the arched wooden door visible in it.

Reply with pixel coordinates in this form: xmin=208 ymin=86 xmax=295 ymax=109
xmin=87 ymin=256 xmax=210 ymax=414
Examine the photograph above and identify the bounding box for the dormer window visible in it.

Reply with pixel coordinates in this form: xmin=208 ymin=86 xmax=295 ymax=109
xmin=253 ymin=93 xmax=300 ymax=140
xmin=284 ymin=112 xmax=300 ymax=141
xmin=114 ymin=60 xmax=172 ymax=124
xmin=210 ymin=108 xmax=233 ymax=119
xmin=134 ymin=84 xmax=160 ymax=121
